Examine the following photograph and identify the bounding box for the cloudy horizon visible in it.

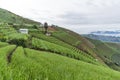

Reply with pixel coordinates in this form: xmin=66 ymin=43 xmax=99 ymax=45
xmin=1 ymin=0 xmax=120 ymax=34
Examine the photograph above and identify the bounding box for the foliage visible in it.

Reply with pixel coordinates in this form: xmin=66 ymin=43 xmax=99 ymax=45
xmin=8 ymin=38 xmax=27 ymax=47
xmin=0 ymin=41 xmax=9 ymax=47
xmin=1 ymin=46 xmax=120 ymax=80
xmin=0 ymin=8 xmax=40 ymax=25
xmin=52 ymin=31 xmax=81 ymax=46
xmin=32 ymin=38 xmax=98 ymax=64
xmin=0 ymin=45 xmax=16 ymax=80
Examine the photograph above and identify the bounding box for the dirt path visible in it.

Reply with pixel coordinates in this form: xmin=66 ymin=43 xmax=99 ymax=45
xmin=7 ymin=46 xmax=17 ymax=63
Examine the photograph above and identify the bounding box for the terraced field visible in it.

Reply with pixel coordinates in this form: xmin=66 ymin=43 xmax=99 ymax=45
xmin=0 ymin=23 xmax=29 ymax=41
xmin=30 ymin=32 xmax=75 ymax=49
xmin=0 ymin=45 xmax=120 ymax=80
xmin=32 ymin=38 xmax=97 ymax=65
xmin=0 ymin=41 xmax=9 ymax=47
xmin=87 ymin=38 xmax=120 ymax=71
xmin=1 ymin=26 xmax=120 ymax=80
xmin=52 ymin=31 xmax=81 ymax=46
xmin=0 ymin=23 xmax=16 ymax=36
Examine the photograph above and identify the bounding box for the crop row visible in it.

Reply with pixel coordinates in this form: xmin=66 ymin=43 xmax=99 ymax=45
xmin=0 ymin=41 xmax=9 ymax=47
xmin=0 ymin=45 xmax=16 ymax=80
xmin=30 ymin=32 xmax=74 ymax=49
xmin=32 ymin=38 xmax=98 ymax=64
xmin=52 ymin=31 xmax=81 ymax=46
xmin=24 ymin=48 xmax=120 ymax=80
xmin=31 ymin=32 xmax=95 ymax=60
xmin=0 ymin=45 xmax=119 ymax=80
xmin=6 ymin=33 xmax=29 ymax=40
xmin=9 ymin=47 xmax=47 ymax=80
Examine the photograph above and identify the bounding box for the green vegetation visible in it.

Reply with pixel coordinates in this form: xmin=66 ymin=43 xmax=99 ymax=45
xmin=0 ymin=45 xmax=16 ymax=79
xmin=30 ymin=32 xmax=79 ymax=49
xmin=88 ymin=38 xmax=120 ymax=71
xmin=0 ymin=23 xmax=17 ymax=36
xmin=0 ymin=41 xmax=9 ymax=47
xmin=0 ymin=23 xmax=30 ymax=47
xmin=6 ymin=33 xmax=29 ymax=40
xmin=1 ymin=7 xmax=120 ymax=80
xmin=32 ymin=38 xmax=99 ymax=65
xmin=1 ymin=47 xmax=120 ymax=80
xmin=53 ymin=31 xmax=81 ymax=46
xmin=52 ymin=28 xmax=97 ymax=60
xmin=9 ymin=47 xmax=47 ymax=80
xmin=0 ymin=8 xmax=40 ymax=25
xmin=24 ymin=48 xmax=120 ymax=80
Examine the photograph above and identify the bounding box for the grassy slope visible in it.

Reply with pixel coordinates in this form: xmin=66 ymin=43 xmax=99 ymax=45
xmin=0 ymin=46 xmax=120 ymax=80
xmin=0 ymin=41 xmax=9 ymax=47
xmin=87 ymin=38 xmax=120 ymax=71
xmin=32 ymin=37 xmax=98 ymax=65
xmin=52 ymin=27 xmax=120 ymax=71
xmin=106 ymin=43 xmax=120 ymax=52
xmin=0 ymin=8 xmax=40 ymax=25
xmin=52 ymin=27 xmax=106 ymax=65
xmin=24 ymin=48 xmax=120 ymax=80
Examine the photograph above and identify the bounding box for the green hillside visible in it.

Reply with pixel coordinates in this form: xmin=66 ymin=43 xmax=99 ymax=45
xmin=87 ymin=38 xmax=120 ymax=71
xmin=52 ymin=27 xmax=106 ymax=65
xmin=0 ymin=46 xmax=120 ymax=80
xmin=0 ymin=8 xmax=120 ymax=80
xmin=0 ymin=8 xmax=40 ymax=25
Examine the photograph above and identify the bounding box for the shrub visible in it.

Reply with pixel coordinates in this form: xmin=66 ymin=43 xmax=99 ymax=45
xmin=0 ymin=37 xmax=7 ymax=42
xmin=8 ymin=39 xmax=27 ymax=47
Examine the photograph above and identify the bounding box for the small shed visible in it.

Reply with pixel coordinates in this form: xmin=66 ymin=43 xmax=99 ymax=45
xmin=46 ymin=32 xmax=51 ymax=36
xmin=19 ymin=29 xmax=28 ymax=34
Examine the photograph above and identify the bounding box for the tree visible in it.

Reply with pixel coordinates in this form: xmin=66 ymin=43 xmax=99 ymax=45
xmin=44 ymin=22 xmax=48 ymax=34
xmin=33 ymin=25 xmax=38 ymax=29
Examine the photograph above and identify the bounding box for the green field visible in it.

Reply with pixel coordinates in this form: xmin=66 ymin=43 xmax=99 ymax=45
xmin=32 ymin=38 xmax=97 ymax=65
xmin=0 ymin=46 xmax=120 ymax=80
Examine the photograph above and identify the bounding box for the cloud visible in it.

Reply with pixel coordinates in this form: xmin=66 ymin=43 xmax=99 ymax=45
xmin=1 ymin=0 xmax=120 ymax=33
xmin=56 ymin=0 xmax=120 ymax=25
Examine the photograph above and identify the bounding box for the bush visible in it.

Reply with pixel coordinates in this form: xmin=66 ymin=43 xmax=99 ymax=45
xmin=8 ymin=39 xmax=27 ymax=47
xmin=0 ymin=38 xmax=7 ymax=42
xmin=33 ymin=25 xmax=38 ymax=29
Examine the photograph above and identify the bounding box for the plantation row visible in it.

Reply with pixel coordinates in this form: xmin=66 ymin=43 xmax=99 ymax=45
xmin=32 ymin=38 xmax=98 ymax=64
xmin=6 ymin=33 xmax=29 ymax=40
xmin=30 ymin=32 xmax=93 ymax=59
xmin=0 ymin=23 xmax=30 ymax=47
xmin=0 ymin=45 xmax=16 ymax=80
xmin=0 ymin=45 xmax=120 ymax=80
xmin=52 ymin=31 xmax=81 ymax=46
xmin=0 ymin=23 xmax=17 ymax=36
xmin=30 ymin=32 xmax=75 ymax=49
xmin=0 ymin=41 xmax=9 ymax=47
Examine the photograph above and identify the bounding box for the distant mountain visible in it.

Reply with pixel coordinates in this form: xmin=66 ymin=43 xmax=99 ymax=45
xmin=83 ymin=34 xmax=120 ymax=43
xmin=91 ymin=30 xmax=120 ymax=37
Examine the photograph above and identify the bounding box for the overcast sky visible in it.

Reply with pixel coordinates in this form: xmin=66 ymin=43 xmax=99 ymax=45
xmin=0 ymin=0 xmax=120 ymax=34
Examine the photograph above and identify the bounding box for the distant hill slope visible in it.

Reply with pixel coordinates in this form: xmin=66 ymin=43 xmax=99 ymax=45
xmin=52 ymin=27 xmax=106 ymax=65
xmin=53 ymin=27 xmax=120 ymax=71
xmin=0 ymin=8 xmax=40 ymax=25
xmin=87 ymin=38 xmax=120 ymax=71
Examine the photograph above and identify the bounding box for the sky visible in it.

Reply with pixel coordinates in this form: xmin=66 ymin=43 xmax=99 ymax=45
xmin=0 ymin=0 xmax=120 ymax=34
